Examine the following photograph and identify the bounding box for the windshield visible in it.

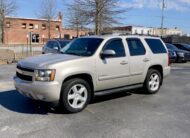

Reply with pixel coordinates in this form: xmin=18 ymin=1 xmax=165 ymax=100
xmin=182 ymin=44 xmax=190 ymax=49
xmin=166 ymin=44 xmax=178 ymax=50
xmin=60 ymin=41 xmax=71 ymax=48
xmin=61 ymin=38 xmax=104 ymax=56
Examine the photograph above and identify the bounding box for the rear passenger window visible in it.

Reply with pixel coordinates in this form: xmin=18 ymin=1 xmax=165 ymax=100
xmin=127 ymin=38 xmax=146 ymax=56
xmin=145 ymin=39 xmax=167 ymax=54
xmin=104 ymin=39 xmax=126 ymax=57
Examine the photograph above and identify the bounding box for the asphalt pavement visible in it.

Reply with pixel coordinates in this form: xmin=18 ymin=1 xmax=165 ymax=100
xmin=0 ymin=63 xmax=190 ymax=138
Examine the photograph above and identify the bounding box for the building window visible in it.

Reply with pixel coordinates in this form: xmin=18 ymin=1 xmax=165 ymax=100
xmin=6 ymin=22 xmax=10 ymax=28
xmin=141 ymin=30 xmax=144 ymax=34
xmin=56 ymin=25 xmax=60 ymax=31
xmin=42 ymin=24 xmax=46 ymax=30
xmin=35 ymin=24 xmax=39 ymax=29
xmin=64 ymin=34 xmax=70 ymax=39
xmin=32 ymin=34 xmax=40 ymax=43
xmin=22 ymin=23 xmax=26 ymax=29
xmin=135 ymin=29 xmax=137 ymax=34
xmin=29 ymin=24 xmax=34 ymax=29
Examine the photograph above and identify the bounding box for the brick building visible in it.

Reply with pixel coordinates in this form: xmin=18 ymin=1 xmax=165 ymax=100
xmin=3 ymin=13 xmax=88 ymax=45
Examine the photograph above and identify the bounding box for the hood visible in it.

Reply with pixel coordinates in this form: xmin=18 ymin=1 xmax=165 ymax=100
xmin=175 ymin=49 xmax=190 ymax=53
xmin=168 ymin=49 xmax=175 ymax=53
xmin=18 ymin=53 xmax=82 ymax=69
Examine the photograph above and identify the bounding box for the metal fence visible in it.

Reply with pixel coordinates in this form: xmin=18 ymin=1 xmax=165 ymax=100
xmin=0 ymin=44 xmax=43 ymax=64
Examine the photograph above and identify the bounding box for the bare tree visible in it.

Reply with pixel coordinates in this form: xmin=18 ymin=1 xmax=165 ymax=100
xmin=37 ymin=0 xmax=58 ymax=39
xmin=0 ymin=0 xmax=17 ymax=43
xmin=66 ymin=2 xmax=88 ymax=38
xmin=68 ymin=0 xmax=125 ymax=35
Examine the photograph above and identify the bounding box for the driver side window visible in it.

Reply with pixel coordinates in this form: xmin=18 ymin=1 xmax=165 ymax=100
xmin=103 ymin=39 xmax=126 ymax=58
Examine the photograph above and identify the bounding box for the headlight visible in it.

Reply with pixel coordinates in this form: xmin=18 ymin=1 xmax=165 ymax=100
xmin=177 ymin=52 xmax=184 ymax=57
xmin=173 ymin=52 xmax=177 ymax=56
xmin=35 ymin=69 xmax=56 ymax=81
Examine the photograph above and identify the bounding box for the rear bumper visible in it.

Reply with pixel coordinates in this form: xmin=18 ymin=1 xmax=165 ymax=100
xmin=14 ymin=76 xmax=61 ymax=102
xmin=163 ymin=66 xmax=171 ymax=77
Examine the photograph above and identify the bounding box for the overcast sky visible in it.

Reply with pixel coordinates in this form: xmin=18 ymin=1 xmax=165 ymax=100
xmin=17 ymin=0 xmax=190 ymax=34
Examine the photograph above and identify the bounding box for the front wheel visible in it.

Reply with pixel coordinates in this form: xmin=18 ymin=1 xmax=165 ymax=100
xmin=143 ymin=69 xmax=162 ymax=94
xmin=60 ymin=78 xmax=91 ymax=113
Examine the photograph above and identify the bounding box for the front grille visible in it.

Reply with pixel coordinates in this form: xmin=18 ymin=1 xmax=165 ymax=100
xmin=16 ymin=72 xmax=33 ymax=81
xmin=16 ymin=65 xmax=34 ymax=82
xmin=17 ymin=65 xmax=34 ymax=72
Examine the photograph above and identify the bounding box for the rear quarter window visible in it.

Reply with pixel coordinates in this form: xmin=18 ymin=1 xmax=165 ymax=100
xmin=145 ymin=39 xmax=167 ymax=54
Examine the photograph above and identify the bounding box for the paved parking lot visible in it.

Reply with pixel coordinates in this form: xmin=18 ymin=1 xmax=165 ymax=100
xmin=0 ymin=63 xmax=190 ymax=138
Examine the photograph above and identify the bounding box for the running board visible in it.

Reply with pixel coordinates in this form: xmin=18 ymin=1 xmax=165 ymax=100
xmin=94 ymin=84 xmax=143 ymax=96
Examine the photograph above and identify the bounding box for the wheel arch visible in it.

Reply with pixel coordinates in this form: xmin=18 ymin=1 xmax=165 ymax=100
xmin=147 ymin=65 xmax=163 ymax=85
xmin=61 ymin=73 xmax=95 ymax=100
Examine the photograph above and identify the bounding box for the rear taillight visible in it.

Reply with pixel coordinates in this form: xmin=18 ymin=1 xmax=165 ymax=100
xmin=168 ymin=53 xmax=170 ymax=66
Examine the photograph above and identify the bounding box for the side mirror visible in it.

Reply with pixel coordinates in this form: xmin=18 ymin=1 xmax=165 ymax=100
xmin=53 ymin=46 xmax=59 ymax=51
xmin=100 ymin=50 xmax=116 ymax=59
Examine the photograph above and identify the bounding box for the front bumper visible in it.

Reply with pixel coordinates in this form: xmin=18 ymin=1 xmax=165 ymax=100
xmin=14 ymin=76 xmax=61 ymax=102
xmin=170 ymin=57 xmax=177 ymax=63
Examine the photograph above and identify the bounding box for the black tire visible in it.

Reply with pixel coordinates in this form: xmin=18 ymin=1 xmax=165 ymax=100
xmin=60 ymin=78 xmax=91 ymax=113
xmin=143 ymin=69 xmax=162 ymax=94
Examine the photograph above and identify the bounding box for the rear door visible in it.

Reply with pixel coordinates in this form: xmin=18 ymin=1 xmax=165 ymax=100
xmin=126 ymin=38 xmax=149 ymax=85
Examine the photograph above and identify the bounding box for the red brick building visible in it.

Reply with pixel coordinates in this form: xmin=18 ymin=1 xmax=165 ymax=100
xmin=3 ymin=13 xmax=88 ymax=45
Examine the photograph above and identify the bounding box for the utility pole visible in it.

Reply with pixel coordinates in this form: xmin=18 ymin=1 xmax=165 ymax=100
xmin=161 ymin=0 xmax=166 ymax=37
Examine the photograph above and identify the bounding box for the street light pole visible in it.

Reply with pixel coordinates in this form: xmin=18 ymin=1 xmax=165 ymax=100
xmin=161 ymin=0 xmax=166 ymax=37
xmin=42 ymin=34 xmax=45 ymax=44
xmin=26 ymin=34 xmax=29 ymax=55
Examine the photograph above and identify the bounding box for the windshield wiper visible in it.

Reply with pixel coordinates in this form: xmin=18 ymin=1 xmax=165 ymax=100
xmin=65 ymin=52 xmax=83 ymax=56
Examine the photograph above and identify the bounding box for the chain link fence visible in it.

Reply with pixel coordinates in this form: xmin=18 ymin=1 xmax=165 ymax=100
xmin=0 ymin=44 xmax=43 ymax=64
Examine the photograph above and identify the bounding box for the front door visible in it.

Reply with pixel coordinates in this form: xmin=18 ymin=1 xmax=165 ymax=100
xmin=96 ymin=38 xmax=130 ymax=91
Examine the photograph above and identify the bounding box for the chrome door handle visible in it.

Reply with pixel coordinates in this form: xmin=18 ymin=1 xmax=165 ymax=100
xmin=143 ymin=58 xmax=150 ymax=62
xmin=120 ymin=61 xmax=128 ymax=65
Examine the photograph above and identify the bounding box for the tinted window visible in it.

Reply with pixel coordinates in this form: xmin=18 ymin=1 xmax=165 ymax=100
xmin=60 ymin=41 xmax=70 ymax=48
xmin=46 ymin=41 xmax=59 ymax=49
xmin=145 ymin=39 xmax=167 ymax=54
xmin=104 ymin=39 xmax=126 ymax=57
xmin=127 ymin=38 xmax=146 ymax=56
xmin=183 ymin=44 xmax=190 ymax=49
xmin=176 ymin=44 xmax=190 ymax=50
xmin=173 ymin=44 xmax=183 ymax=49
xmin=166 ymin=44 xmax=178 ymax=50
xmin=61 ymin=38 xmax=103 ymax=56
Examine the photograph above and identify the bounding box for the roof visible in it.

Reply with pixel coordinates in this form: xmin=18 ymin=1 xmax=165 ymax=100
xmin=81 ymin=35 xmax=160 ymax=40
xmin=5 ymin=16 xmax=61 ymax=22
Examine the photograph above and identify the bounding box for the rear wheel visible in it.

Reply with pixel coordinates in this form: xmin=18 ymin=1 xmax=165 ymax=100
xmin=143 ymin=69 xmax=162 ymax=94
xmin=60 ymin=78 xmax=91 ymax=113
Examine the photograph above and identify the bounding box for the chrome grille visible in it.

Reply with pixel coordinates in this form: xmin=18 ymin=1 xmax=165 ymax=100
xmin=16 ymin=65 xmax=34 ymax=82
